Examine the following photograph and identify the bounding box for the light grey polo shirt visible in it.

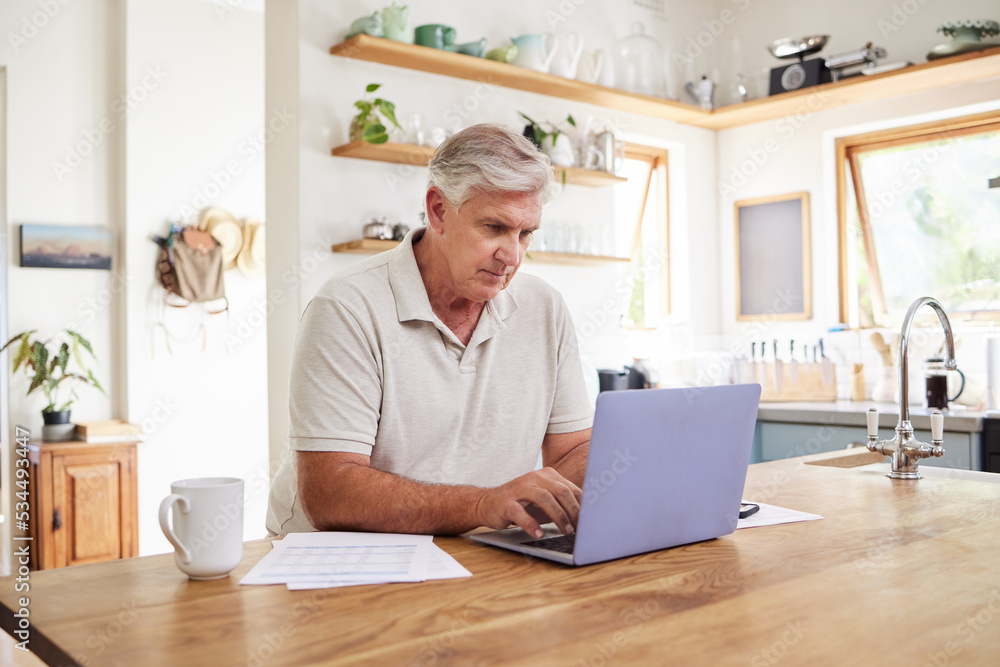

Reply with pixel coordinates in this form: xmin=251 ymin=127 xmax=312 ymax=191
xmin=266 ymin=227 xmax=593 ymax=536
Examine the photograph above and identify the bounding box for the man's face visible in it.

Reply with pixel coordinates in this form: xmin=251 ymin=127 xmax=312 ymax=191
xmin=430 ymin=187 xmax=543 ymax=303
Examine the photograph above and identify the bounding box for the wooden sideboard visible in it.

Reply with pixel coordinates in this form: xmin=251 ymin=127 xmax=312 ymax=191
xmin=26 ymin=440 xmax=138 ymax=570
xmin=2 ymin=457 xmax=999 ymax=665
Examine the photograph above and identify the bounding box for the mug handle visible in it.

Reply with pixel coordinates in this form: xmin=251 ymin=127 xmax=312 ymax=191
xmin=159 ymin=494 xmax=193 ymax=564
xmin=949 ymin=368 xmax=966 ymax=401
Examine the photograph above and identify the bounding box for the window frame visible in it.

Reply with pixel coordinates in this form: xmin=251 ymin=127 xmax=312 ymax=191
xmin=620 ymin=143 xmax=670 ymax=328
xmin=836 ymin=109 xmax=1000 ymax=326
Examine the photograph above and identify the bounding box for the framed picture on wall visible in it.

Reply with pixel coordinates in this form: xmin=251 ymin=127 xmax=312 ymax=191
xmin=19 ymin=224 xmax=112 ymax=270
xmin=734 ymin=192 xmax=812 ymax=321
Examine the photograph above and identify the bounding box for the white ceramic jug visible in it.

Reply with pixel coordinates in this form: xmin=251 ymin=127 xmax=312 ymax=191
xmin=543 ymin=133 xmax=575 ymax=167
xmin=576 ymin=49 xmax=604 ymax=84
xmin=596 ymin=47 xmax=615 ymax=88
xmin=550 ymin=32 xmax=584 ymax=79
xmin=511 ymin=33 xmax=558 ymax=73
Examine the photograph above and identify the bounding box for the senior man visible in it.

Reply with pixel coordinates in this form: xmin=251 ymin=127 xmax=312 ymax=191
xmin=266 ymin=124 xmax=593 ymax=540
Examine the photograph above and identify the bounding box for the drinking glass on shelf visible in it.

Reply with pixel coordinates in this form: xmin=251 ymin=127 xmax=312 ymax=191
xmin=532 ymin=224 xmax=549 ymax=252
xmin=403 ymin=113 xmax=425 ymax=146
xmin=547 ymin=219 xmax=567 ymax=253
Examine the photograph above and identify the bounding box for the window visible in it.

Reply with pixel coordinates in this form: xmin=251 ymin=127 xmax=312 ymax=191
xmin=616 ymin=144 xmax=669 ymax=328
xmin=837 ymin=111 xmax=1000 ymax=326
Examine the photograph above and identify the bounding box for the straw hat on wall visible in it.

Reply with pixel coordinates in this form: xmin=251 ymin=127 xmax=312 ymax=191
xmin=197 ymin=207 xmax=243 ymax=271
xmin=237 ymin=218 xmax=265 ymax=277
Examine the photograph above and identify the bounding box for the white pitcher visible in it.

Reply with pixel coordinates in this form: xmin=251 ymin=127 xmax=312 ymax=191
xmin=550 ymin=32 xmax=584 ymax=79
xmin=511 ymin=33 xmax=558 ymax=73
xmin=596 ymin=47 xmax=615 ymax=88
xmin=576 ymin=49 xmax=604 ymax=85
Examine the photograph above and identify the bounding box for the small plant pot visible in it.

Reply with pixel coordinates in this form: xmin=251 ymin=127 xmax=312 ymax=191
xmin=42 ymin=410 xmax=72 ymax=425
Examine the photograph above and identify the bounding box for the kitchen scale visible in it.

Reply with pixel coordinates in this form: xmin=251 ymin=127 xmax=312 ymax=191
xmin=767 ymin=35 xmax=832 ymax=95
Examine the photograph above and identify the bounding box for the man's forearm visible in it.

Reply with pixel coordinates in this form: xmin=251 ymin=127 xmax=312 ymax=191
xmin=549 ymin=442 xmax=589 ymax=488
xmin=302 ymin=461 xmax=486 ymax=535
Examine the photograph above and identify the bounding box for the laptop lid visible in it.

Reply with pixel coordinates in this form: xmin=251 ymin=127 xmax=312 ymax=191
xmin=572 ymin=383 xmax=761 ymax=565
xmin=469 ymin=383 xmax=761 ymax=566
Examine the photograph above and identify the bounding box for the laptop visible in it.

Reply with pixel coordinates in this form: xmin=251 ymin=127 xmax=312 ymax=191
xmin=469 ymin=383 xmax=761 ymax=566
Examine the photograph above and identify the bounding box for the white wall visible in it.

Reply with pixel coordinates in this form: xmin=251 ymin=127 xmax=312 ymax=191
xmin=1 ymin=0 xmax=270 ymax=561
xmin=123 ymin=0 xmax=269 ymax=555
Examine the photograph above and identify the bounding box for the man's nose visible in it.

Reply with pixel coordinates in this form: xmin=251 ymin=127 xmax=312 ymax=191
xmin=496 ymin=234 xmax=520 ymax=266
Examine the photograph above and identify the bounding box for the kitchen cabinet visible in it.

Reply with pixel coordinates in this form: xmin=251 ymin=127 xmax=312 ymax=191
xmin=753 ymin=420 xmax=977 ymax=470
xmin=330 ymin=36 xmax=1000 ymax=130
xmin=27 ymin=440 xmax=139 ymax=570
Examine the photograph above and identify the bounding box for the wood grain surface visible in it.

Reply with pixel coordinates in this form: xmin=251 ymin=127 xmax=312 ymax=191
xmin=2 ymin=458 xmax=999 ymax=666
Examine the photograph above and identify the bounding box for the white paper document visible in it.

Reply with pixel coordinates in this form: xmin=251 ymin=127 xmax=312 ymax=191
xmin=285 ymin=543 xmax=472 ymax=591
xmin=737 ymin=502 xmax=823 ymax=529
xmin=240 ymin=531 xmax=433 ymax=586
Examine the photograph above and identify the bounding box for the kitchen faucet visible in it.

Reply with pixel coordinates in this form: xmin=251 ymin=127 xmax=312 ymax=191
xmin=866 ymin=296 xmax=957 ymax=479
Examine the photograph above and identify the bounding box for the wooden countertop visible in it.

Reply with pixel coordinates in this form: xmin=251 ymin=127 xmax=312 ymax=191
xmin=2 ymin=458 xmax=999 ymax=665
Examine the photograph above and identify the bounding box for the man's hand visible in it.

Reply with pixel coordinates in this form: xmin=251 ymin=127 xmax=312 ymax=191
xmin=474 ymin=467 xmax=581 ymax=539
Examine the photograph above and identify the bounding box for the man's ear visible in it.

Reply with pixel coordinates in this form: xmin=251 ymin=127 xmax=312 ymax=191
xmin=425 ymin=187 xmax=448 ymax=235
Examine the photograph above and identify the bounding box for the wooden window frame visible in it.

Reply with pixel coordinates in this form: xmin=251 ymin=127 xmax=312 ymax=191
xmin=621 ymin=143 xmax=670 ymax=325
xmin=836 ymin=109 xmax=1000 ymax=325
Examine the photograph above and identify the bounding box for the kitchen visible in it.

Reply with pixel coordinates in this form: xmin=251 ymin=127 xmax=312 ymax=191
xmin=1 ymin=0 xmax=999 ymax=664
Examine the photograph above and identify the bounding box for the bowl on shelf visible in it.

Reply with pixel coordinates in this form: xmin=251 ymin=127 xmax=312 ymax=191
xmin=767 ymin=35 xmax=829 ymax=60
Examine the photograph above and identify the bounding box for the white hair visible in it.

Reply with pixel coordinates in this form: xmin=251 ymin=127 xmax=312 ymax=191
xmin=427 ymin=124 xmax=555 ymax=208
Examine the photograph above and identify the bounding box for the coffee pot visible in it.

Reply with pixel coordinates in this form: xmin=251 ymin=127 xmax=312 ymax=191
xmin=924 ymin=356 xmax=965 ymax=409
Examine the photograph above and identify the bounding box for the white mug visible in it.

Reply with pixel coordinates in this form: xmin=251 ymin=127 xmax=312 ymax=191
xmin=159 ymin=477 xmax=244 ymax=580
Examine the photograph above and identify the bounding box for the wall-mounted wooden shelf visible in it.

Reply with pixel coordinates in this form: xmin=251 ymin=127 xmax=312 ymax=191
xmin=331 ymin=237 xmax=630 ymax=266
xmin=701 ymin=47 xmax=1000 ymax=130
xmin=330 ymin=238 xmax=400 ymax=254
xmin=331 ymin=140 xmax=433 ymax=165
xmin=331 ymin=140 xmax=626 ymax=187
xmin=331 ymin=36 xmax=1000 ymax=131
xmin=330 ymin=35 xmax=707 ymax=125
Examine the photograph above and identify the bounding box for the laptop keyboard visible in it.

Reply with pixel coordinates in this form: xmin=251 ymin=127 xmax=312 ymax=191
xmin=522 ymin=533 xmax=576 ymax=554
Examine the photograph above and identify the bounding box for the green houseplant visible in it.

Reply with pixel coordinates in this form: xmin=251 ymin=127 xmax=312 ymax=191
xmin=349 ymin=83 xmax=402 ymax=144
xmin=1 ymin=329 xmax=105 ymax=426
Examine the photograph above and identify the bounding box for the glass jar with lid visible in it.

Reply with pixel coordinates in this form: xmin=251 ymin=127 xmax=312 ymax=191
xmin=613 ymin=23 xmax=667 ymax=98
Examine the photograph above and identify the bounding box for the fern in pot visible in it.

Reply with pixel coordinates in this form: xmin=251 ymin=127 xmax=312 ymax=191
xmin=1 ymin=329 xmax=105 ymax=439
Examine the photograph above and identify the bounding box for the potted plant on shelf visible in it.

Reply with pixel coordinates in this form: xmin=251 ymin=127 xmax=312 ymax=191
xmin=519 ymin=112 xmax=576 ymax=168
xmin=349 ymin=83 xmax=402 ymax=144
xmin=1 ymin=328 xmax=105 ymax=441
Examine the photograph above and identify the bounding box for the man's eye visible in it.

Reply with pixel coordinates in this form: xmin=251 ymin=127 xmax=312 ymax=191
xmin=521 ymin=230 xmax=533 ymax=238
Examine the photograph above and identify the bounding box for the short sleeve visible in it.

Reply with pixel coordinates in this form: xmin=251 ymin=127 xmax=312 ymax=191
xmin=288 ymin=295 xmax=382 ymax=455
xmin=546 ymin=297 xmax=594 ymax=434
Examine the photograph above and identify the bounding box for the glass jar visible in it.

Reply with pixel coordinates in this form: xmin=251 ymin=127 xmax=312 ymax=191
xmin=613 ymin=23 xmax=666 ymax=98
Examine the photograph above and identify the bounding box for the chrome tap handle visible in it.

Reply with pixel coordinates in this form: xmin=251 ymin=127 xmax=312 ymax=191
xmin=866 ymin=408 xmax=880 ymax=451
xmin=930 ymin=410 xmax=945 ymax=457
